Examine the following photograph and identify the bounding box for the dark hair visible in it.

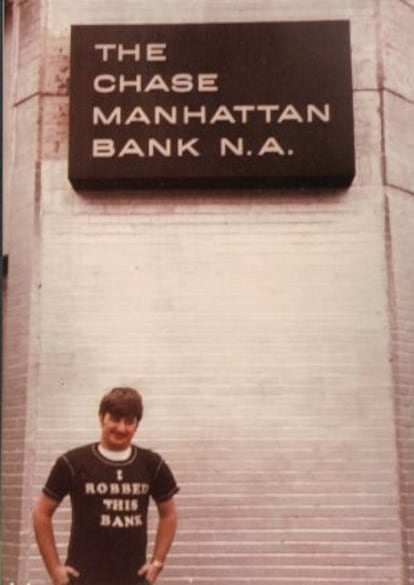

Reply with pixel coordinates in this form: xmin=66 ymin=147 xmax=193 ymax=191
xmin=99 ymin=387 xmax=143 ymax=421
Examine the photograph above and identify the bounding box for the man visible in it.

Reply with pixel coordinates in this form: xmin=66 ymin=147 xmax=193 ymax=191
xmin=33 ymin=387 xmax=179 ymax=585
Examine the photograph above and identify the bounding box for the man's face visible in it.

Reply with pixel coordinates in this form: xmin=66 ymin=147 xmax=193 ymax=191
xmin=99 ymin=412 xmax=139 ymax=451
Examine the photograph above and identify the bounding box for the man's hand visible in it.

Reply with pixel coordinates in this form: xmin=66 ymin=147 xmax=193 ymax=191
xmin=51 ymin=565 xmax=80 ymax=585
xmin=138 ymin=561 xmax=162 ymax=584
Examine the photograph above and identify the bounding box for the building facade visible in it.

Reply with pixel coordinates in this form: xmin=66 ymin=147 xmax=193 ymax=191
xmin=2 ymin=1 xmax=414 ymax=585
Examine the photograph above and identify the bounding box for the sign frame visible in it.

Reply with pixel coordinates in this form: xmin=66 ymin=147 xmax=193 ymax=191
xmin=68 ymin=21 xmax=355 ymax=190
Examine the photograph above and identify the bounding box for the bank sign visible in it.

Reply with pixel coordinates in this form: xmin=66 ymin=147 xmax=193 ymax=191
xmin=69 ymin=21 xmax=355 ymax=190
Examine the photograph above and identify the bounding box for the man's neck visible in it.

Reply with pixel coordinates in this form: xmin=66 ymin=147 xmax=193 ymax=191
xmin=97 ymin=443 xmax=132 ymax=461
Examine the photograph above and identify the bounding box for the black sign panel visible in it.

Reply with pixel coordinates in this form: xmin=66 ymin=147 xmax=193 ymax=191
xmin=69 ymin=22 xmax=355 ymax=190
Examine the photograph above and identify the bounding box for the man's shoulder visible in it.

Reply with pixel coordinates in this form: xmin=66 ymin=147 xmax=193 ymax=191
xmin=134 ymin=444 xmax=162 ymax=461
xmin=134 ymin=445 xmax=179 ymax=499
xmin=134 ymin=445 xmax=164 ymax=468
xmin=61 ymin=442 xmax=96 ymax=464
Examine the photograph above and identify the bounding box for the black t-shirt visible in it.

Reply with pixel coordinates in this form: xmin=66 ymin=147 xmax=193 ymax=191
xmin=43 ymin=443 xmax=179 ymax=585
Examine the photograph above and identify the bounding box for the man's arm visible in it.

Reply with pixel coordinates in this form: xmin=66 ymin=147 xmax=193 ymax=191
xmin=32 ymin=493 xmax=80 ymax=585
xmin=138 ymin=497 xmax=178 ymax=584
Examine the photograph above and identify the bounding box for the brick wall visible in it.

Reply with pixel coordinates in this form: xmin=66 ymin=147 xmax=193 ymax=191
xmin=387 ymin=190 xmax=414 ymax=585
xmin=2 ymin=1 xmax=413 ymax=585
xmin=380 ymin=1 xmax=414 ymax=583
xmin=2 ymin=1 xmax=43 ymax=582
